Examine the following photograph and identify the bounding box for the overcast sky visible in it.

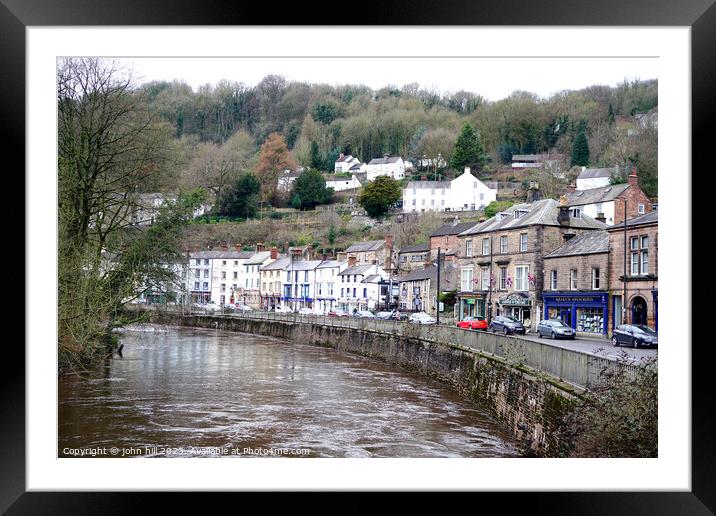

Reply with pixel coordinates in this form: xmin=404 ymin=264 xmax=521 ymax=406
xmin=119 ymin=57 xmax=658 ymax=101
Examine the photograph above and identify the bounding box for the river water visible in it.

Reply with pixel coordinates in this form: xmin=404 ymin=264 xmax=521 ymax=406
xmin=59 ymin=325 xmax=519 ymax=458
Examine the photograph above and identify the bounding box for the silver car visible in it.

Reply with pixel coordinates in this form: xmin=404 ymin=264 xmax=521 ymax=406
xmin=537 ymin=319 xmax=575 ymax=339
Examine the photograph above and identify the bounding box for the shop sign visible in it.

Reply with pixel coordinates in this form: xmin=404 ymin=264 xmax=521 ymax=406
xmin=551 ymin=295 xmax=603 ymax=303
xmin=499 ymin=293 xmax=532 ymax=306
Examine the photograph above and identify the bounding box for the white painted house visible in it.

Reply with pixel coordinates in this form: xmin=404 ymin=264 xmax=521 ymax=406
xmin=314 ymin=260 xmax=348 ymax=313
xmin=209 ymin=249 xmax=256 ymax=307
xmin=325 ymin=174 xmax=362 ymax=192
xmin=337 ymin=262 xmax=389 ymax=313
xmin=133 ymin=193 xmax=210 ymax=226
xmin=575 ymin=167 xmax=617 ymax=191
xmin=362 ymin=156 xmax=406 ymax=181
xmin=281 ymin=259 xmax=323 ymax=311
xmin=244 ymin=251 xmax=274 ymax=308
xmin=188 ymin=251 xmax=214 ymax=304
xmin=402 ymin=168 xmax=496 ymax=213
xmin=334 ymin=154 xmax=361 ymax=173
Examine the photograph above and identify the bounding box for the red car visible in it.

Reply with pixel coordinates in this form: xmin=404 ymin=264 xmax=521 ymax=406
xmin=327 ymin=309 xmax=349 ymax=317
xmin=456 ymin=316 xmax=488 ymax=331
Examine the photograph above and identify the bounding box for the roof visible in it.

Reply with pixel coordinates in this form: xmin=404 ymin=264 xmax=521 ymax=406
xmin=577 ymin=167 xmax=616 ymax=180
xmin=566 ymin=183 xmax=630 ymax=206
xmin=286 ymin=260 xmax=322 ymax=271
xmin=339 ymin=264 xmax=375 ymax=276
xmin=398 ymin=243 xmax=430 ymax=254
xmin=316 ymin=260 xmax=345 ymax=269
xmin=398 ymin=264 xmax=455 ymax=283
xmin=544 ymin=231 xmax=610 ymax=258
xmin=189 ymin=250 xmax=255 ymax=260
xmin=361 ymin=274 xmax=383 ymax=283
xmin=606 ymin=209 xmax=658 ymax=230
xmin=404 ymin=180 xmax=451 ymax=190
xmin=430 ymin=221 xmax=478 ymax=237
xmin=260 ymin=257 xmax=291 ymax=271
xmin=459 ymin=198 xmax=607 ymax=236
xmin=345 ymin=240 xmax=385 ymax=252
xmin=244 ymin=251 xmax=272 ymax=265
xmin=367 ymin=156 xmax=402 ymax=165
xmin=335 ymin=154 xmax=356 ymax=163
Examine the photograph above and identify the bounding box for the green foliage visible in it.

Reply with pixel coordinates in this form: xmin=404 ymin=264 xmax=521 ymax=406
xmin=557 ymin=354 xmax=657 ymax=457
xmin=571 ymin=128 xmax=590 ymax=166
xmin=450 ymin=122 xmax=486 ymax=171
xmin=310 ymin=141 xmax=322 ymax=169
xmin=358 ymin=176 xmax=402 ymax=219
xmin=290 ymin=168 xmax=334 ymax=210
xmin=311 ymin=100 xmax=341 ymax=125
xmin=327 ymin=224 xmax=337 ymax=245
xmin=438 ymin=289 xmax=457 ymax=307
xmin=484 ymin=200 xmax=515 ymax=218
xmin=216 ymin=172 xmax=261 ymax=218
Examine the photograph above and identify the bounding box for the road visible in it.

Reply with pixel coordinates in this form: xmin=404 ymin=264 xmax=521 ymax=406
xmin=518 ymin=332 xmax=658 ymax=362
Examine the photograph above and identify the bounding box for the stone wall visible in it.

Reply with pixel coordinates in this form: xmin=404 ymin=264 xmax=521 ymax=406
xmin=149 ymin=311 xmax=579 ymax=457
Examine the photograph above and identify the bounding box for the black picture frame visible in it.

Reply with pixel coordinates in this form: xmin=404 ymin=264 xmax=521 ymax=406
xmin=6 ymin=0 xmax=712 ymax=511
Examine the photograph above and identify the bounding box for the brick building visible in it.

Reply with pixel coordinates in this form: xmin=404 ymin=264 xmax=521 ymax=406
xmin=607 ymin=210 xmax=658 ymax=332
xmin=455 ymin=198 xmax=607 ymax=331
xmin=429 ymin=220 xmax=478 ymax=259
xmin=542 ymin=231 xmax=610 ymax=335
xmin=566 ymin=168 xmax=653 ymax=226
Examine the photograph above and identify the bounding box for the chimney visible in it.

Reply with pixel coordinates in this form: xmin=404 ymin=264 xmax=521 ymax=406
xmin=566 ymin=184 xmax=576 ymax=191
xmin=270 ymin=246 xmax=278 ymax=260
xmin=235 ymin=244 xmax=242 ymax=251
xmin=339 ymin=152 xmax=344 ymax=159
xmin=464 ymin=166 xmax=470 ymax=175
xmin=596 ymin=213 xmax=607 ymax=224
xmin=348 ymin=256 xmax=357 ymax=268
xmin=558 ymin=206 xmax=570 ymax=226
xmin=256 ymin=242 xmax=265 ymax=253
xmin=628 ymin=167 xmax=639 ymax=187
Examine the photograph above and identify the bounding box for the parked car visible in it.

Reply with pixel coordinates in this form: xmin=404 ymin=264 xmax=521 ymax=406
xmin=327 ymin=309 xmax=349 ymax=318
xmin=298 ymin=307 xmax=315 ymax=316
xmin=273 ymin=305 xmax=293 ymax=314
xmin=354 ymin=310 xmax=376 ymax=318
xmin=489 ymin=315 xmax=526 ymax=335
xmin=193 ymin=302 xmax=220 ymax=312
xmin=389 ymin=311 xmax=409 ymax=321
xmin=537 ymin=319 xmax=575 ymax=339
xmin=456 ymin=316 xmax=488 ymax=331
xmin=375 ymin=311 xmax=394 ymax=319
xmin=612 ymin=324 xmax=658 ymax=348
xmin=409 ymin=312 xmax=436 ymax=325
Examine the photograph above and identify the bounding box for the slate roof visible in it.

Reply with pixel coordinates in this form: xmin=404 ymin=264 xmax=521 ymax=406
xmin=398 ymin=243 xmax=430 ymax=254
xmin=190 ymin=250 xmax=253 ymax=260
xmin=316 ymin=260 xmax=345 ymax=269
xmin=367 ymin=156 xmax=402 ymax=165
xmin=345 ymin=240 xmax=385 ymax=252
xmin=260 ymin=257 xmax=291 ymax=271
xmin=577 ymin=167 xmax=616 ymax=180
xmin=544 ymin=231 xmax=610 ymax=258
xmin=286 ymin=260 xmax=322 ymax=271
xmin=606 ymin=209 xmax=658 ymax=230
xmin=361 ymin=274 xmax=383 ymax=283
xmin=567 ymin=183 xmax=630 ymax=206
xmin=398 ymin=264 xmax=456 ymax=283
xmin=244 ymin=251 xmax=272 ymax=265
xmin=339 ymin=264 xmax=375 ymax=276
xmin=430 ymin=221 xmax=478 ymax=237
xmin=404 ymin=180 xmax=451 ymax=190
xmin=459 ymin=199 xmax=607 ymax=236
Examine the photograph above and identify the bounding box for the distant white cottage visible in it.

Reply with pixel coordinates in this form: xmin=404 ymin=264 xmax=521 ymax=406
xmin=575 ymin=166 xmax=617 ymax=191
xmin=362 ymin=155 xmax=406 ymax=181
xmin=325 ymin=174 xmax=362 ymax=192
xmin=334 ymin=154 xmax=361 ymax=173
xmin=402 ymin=168 xmax=496 ymax=213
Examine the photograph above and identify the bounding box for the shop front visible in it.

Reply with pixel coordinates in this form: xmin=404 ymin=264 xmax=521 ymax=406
xmin=497 ymin=292 xmax=533 ymax=328
xmin=457 ymin=292 xmax=486 ymax=320
xmin=542 ymin=292 xmax=609 ymax=335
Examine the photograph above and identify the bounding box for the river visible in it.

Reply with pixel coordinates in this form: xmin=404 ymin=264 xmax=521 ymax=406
xmin=58 ymin=325 xmax=519 ymax=458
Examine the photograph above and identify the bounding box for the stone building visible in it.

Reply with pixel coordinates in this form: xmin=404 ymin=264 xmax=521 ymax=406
xmin=455 ymin=198 xmax=607 ymax=331
xmin=396 ymin=243 xmax=431 ymax=272
xmin=397 ymin=263 xmax=458 ymax=316
xmin=429 ymin=220 xmax=478 ymax=259
xmin=542 ymin=231 xmax=610 ymax=335
xmin=344 ymin=236 xmax=396 ymax=272
xmin=607 ymin=210 xmax=658 ymax=332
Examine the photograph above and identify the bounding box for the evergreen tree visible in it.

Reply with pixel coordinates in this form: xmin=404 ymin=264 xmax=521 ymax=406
xmin=217 ymin=173 xmax=261 ymax=218
xmin=571 ymin=129 xmax=590 ymax=167
xmin=290 ymin=168 xmax=334 ymax=210
xmin=358 ymin=176 xmax=401 ymax=219
xmin=310 ymin=141 xmax=322 ymax=170
xmin=450 ymin=122 xmax=486 ymax=171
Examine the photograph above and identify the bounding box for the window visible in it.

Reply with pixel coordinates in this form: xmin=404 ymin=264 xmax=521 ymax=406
xmin=520 ymin=233 xmax=528 ymax=252
xmin=363 ymin=288 xmax=367 ymax=298
xmin=194 ymin=281 xmax=199 ymax=290
xmin=465 ymin=240 xmax=473 ymax=257
xmin=204 ymin=259 xmax=209 ymax=265
xmin=499 ymin=267 xmax=508 ymax=290
xmin=233 ymin=271 xmax=238 ymax=280
xmin=641 ymin=251 xmax=649 ymax=274
xmin=194 ymin=270 xmax=200 ymax=279
xmin=482 ymin=238 xmax=490 ymax=255
xmin=222 ymin=260 xmax=226 ymax=266
xmin=341 ymin=288 xmax=344 ymax=297
xmin=234 ymin=261 xmax=238 ymax=266
xmin=570 ymin=208 xmax=582 ymax=218
xmin=481 ymin=267 xmax=490 ymax=290
xmin=304 ymin=271 xmax=309 ymax=282
xmin=203 ymin=269 xmax=209 ymax=278
xmin=515 ymin=266 xmax=529 ymax=291
xmin=460 ymin=268 xmax=473 ymax=292
xmin=592 ymin=268 xmax=600 ymax=289
xmin=570 ymin=269 xmax=577 ymax=290
xmin=353 ymin=288 xmax=357 ymax=297
xmin=551 ymin=270 xmax=558 ymax=290
xmin=203 ymin=282 xmax=208 ymax=290
xmin=638 ymin=203 xmax=645 ymax=214
xmin=221 ymin=283 xmax=226 ymax=292
xmin=221 ymin=271 xmax=226 ymax=279
xmin=631 ymin=234 xmax=650 ymax=275
xmin=500 ymin=235 xmax=508 ymax=253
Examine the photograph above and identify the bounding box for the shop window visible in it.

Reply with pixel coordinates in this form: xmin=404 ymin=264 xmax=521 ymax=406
xmin=577 ymin=308 xmax=604 ymax=333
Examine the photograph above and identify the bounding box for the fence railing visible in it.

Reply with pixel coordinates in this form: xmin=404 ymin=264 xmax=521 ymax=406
xmin=135 ymin=304 xmax=643 ymax=390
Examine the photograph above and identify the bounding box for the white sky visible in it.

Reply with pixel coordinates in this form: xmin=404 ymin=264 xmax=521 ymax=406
xmin=119 ymin=57 xmax=658 ymax=101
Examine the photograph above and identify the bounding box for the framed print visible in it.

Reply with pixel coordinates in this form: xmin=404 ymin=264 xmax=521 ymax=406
xmin=6 ymin=0 xmax=713 ymax=511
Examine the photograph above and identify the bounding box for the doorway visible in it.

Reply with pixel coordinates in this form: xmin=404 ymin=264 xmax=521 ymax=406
xmin=631 ymin=296 xmax=647 ymax=325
